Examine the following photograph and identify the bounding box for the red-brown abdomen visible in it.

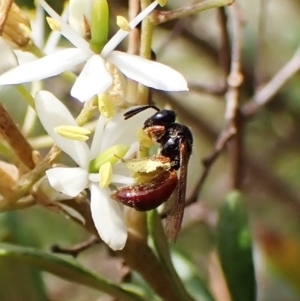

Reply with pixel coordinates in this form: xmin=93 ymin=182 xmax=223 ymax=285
xmin=111 ymin=171 xmax=178 ymax=211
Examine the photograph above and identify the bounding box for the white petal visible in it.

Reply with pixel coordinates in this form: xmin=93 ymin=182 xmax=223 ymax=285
xmin=108 ymin=51 xmax=188 ymax=91
xmin=71 ymin=55 xmax=113 ymax=102
xmin=46 ymin=167 xmax=89 ymax=197
xmin=0 ymin=48 xmax=90 ymax=85
xmin=90 ymin=184 xmax=127 ymax=250
xmin=35 ymin=91 xmax=90 ymax=168
xmin=69 ymin=0 xmax=93 ymax=37
xmin=38 ymin=0 xmax=90 ymax=52
xmin=88 ymin=173 xmax=98 ymax=182
xmin=14 ymin=50 xmax=38 ymax=65
xmin=0 ymin=37 xmax=18 ymax=74
xmin=43 ymin=6 xmax=69 ymax=55
xmin=100 ymin=106 xmax=157 ymax=150
xmin=89 ymin=115 xmax=107 ymax=160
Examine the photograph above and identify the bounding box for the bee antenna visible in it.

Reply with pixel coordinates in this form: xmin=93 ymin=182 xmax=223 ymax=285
xmin=124 ymin=105 xmax=160 ymax=120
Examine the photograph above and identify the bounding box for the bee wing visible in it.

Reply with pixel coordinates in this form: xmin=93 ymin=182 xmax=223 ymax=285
xmin=165 ymin=141 xmax=189 ymax=241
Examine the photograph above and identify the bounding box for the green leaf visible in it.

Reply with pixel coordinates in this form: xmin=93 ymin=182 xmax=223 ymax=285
xmin=171 ymin=251 xmax=216 ymax=301
xmin=0 ymin=212 xmax=47 ymax=301
xmin=148 ymin=210 xmax=214 ymax=301
xmin=148 ymin=210 xmax=191 ymax=301
xmin=0 ymin=243 xmax=145 ymax=301
xmin=216 ymin=191 xmax=256 ymax=301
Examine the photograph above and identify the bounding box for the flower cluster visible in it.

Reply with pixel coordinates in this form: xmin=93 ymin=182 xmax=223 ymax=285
xmin=35 ymin=90 xmax=156 ymax=250
xmin=0 ymin=0 xmax=188 ymax=250
xmin=0 ymin=0 xmax=187 ymax=102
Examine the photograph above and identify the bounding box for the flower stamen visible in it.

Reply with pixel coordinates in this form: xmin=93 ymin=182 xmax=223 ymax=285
xmin=54 ymin=125 xmax=91 ymax=141
xmin=116 ymin=16 xmax=130 ymax=32
xmin=99 ymin=161 xmax=113 ymax=187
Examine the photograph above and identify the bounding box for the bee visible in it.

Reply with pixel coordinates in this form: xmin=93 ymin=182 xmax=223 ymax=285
xmin=111 ymin=105 xmax=193 ymax=241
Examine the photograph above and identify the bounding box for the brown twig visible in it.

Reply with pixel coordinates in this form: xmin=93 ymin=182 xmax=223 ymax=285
xmin=127 ymin=0 xmax=140 ymax=55
xmin=0 ymin=103 xmax=35 ymax=172
xmin=224 ymin=3 xmax=244 ymax=189
xmin=161 ymin=93 xmax=300 ymax=215
xmin=217 ymin=7 xmax=231 ymax=76
xmin=51 ymin=236 xmax=100 ymax=258
xmin=0 ymin=195 xmax=35 ymax=211
xmin=189 ymin=82 xmax=227 ymax=96
xmin=253 ymin=0 xmax=269 ymax=91
xmin=242 ymin=45 xmax=300 ymax=117
xmin=186 ymin=126 xmax=236 ymax=206
xmin=151 ymin=0 xmax=235 ymax=25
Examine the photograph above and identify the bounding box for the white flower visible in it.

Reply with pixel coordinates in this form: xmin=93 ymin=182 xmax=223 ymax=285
xmin=0 ymin=0 xmax=188 ymax=102
xmin=35 ymin=90 xmax=155 ymax=250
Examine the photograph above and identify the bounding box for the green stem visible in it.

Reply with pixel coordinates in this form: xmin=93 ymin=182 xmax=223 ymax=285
xmin=15 ymin=85 xmax=35 ymax=108
xmin=76 ymin=97 xmax=97 ymax=126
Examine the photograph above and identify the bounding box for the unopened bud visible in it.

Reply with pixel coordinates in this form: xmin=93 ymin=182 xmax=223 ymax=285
xmin=90 ymin=0 xmax=108 ymax=53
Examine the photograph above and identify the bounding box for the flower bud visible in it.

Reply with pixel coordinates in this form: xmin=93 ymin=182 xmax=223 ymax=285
xmin=90 ymin=0 xmax=108 ymax=53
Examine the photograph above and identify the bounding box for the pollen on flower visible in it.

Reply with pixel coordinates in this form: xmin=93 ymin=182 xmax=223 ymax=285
xmin=98 ymin=93 xmax=115 ymax=118
xmin=99 ymin=161 xmax=113 ymax=187
xmin=116 ymin=16 xmax=130 ymax=32
xmin=54 ymin=125 xmax=91 ymax=141
xmin=137 ymin=128 xmax=155 ymax=148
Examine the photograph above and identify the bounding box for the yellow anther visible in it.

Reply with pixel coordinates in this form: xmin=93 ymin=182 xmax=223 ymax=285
xmin=46 ymin=17 xmax=61 ymax=31
xmin=116 ymin=16 xmax=131 ymax=32
xmin=137 ymin=129 xmax=154 ymax=148
xmin=98 ymin=93 xmax=115 ymax=118
xmin=157 ymin=0 xmax=167 ymax=7
xmin=99 ymin=161 xmax=113 ymax=187
xmin=54 ymin=125 xmax=91 ymax=141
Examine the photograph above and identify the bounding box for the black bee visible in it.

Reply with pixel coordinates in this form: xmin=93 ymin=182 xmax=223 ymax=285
xmin=111 ymin=105 xmax=193 ymax=241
